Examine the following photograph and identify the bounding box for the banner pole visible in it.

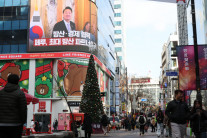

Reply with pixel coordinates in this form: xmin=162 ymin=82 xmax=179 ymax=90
xmin=191 ymin=0 xmax=202 ymax=102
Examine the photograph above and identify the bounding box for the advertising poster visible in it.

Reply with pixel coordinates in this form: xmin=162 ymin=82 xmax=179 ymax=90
xmin=35 ymin=59 xmax=53 ymax=98
xmin=29 ymin=0 xmax=97 ymax=54
xmin=0 ymin=60 xmax=29 ymax=90
xmin=176 ymin=46 xmax=196 ymax=90
xmin=198 ymin=45 xmax=207 ymax=89
xmin=57 ymin=59 xmax=88 ymax=96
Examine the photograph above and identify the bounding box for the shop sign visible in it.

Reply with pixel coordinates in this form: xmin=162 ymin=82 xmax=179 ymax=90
xmin=38 ymin=101 xmax=46 ymax=112
xmin=67 ymin=101 xmax=81 ymax=106
xmin=0 ymin=52 xmax=111 ymax=77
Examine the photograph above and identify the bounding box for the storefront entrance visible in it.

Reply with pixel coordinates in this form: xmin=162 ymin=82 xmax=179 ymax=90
xmin=34 ymin=114 xmax=51 ymax=132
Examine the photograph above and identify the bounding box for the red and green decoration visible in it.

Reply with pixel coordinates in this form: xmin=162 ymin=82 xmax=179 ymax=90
xmin=80 ymin=54 xmax=104 ymax=123
xmin=57 ymin=59 xmax=88 ymax=96
xmin=0 ymin=60 xmax=29 ymax=90
xmin=35 ymin=59 xmax=53 ymax=98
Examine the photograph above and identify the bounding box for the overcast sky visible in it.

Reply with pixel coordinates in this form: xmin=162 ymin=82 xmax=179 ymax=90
xmin=124 ymin=0 xmax=177 ymax=78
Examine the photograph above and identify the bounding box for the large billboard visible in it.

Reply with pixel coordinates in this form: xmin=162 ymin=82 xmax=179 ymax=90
xmin=29 ymin=0 xmax=97 ymax=54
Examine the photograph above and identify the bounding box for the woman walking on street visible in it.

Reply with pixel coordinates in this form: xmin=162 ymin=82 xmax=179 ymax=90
xmin=83 ymin=113 xmax=93 ymax=138
xmin=156 ymin=109 xmax=164 ymax=137
xmin=190 ymin=100 xmax=207 ymax=138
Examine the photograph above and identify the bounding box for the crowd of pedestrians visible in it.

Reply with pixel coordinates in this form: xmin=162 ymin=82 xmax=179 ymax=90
xmin=0 ymin=74 xmax=206 ymax=138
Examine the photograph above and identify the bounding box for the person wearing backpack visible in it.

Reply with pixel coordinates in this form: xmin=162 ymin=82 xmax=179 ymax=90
xmin=138 ymin=112 xmax=146 ymax=136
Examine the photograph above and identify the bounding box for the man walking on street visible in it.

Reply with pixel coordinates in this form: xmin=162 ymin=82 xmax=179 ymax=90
xmin=138 ymin=112 xmax=146 ymax=136
xmin=101 ymin=113 xmax=108 ymax=135
xmin=165 ymin=90 xmax=190 ymax=138
xmin=0 ymin=74 xmax=27 ymax=138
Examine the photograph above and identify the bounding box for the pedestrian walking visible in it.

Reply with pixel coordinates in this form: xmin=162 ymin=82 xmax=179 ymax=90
xmin=190 ymin=100 xmax=207 ymax=138
xmin=83 ymin=113 xmax=92 ymax=138
xmin=53 ymin=118 xmax=58 ymax=132
xmin=138 ymin=112 xmax=146 ymax=136
xmin=156 ymin=108 xmax=164 ymax=137
xmin=151 ymin=116 xmax=156 ymax=132
xmin=124 ymin=117 xmax=129 ymax=131
xmin=30 ymin=119 xmax=35 ymax=129
xmin=0 ymin=74 xmax=27 ymax=138
xmin=101 ymin=113 xmax=108 ymax=135
xmin=131 ymin=117 xmax=136 ymax=130
xmin=163 ymin=115 xmax=171 ymax=137
xmin=34 ymin=120 xmax=40 ymax=132
xmin=165 ymin=90 xmax=190 ymax=138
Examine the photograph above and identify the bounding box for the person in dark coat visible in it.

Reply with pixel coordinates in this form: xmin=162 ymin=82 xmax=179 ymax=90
xmin=101 ymin=113 xmax=108 ymax=135
xmin=124 ymin=117 xmax=129 ymax=131
xmin=131 ymin=118 xmax=136 ymax=130
xmin=83 ymin=113 xmax=93 ymax=138
xmin=156 ymin=109 xmax=164 ymax=136
xmin=0 ymin=74 xmax=27 ymax=138
xmin=165 ymin=90 xmax=190 ymax=138
xmin=190 ymin=100 xmax=207 ymax=138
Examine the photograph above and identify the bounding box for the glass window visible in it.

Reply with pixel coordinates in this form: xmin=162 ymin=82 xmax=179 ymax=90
xmin=115 ymin=47 xmax=122 ymax=52
xmin=115 ymin=30 xmax=121 ymax=34
xmin=11 ymin=44 xmax=18 ymax=53
xmin=4 ymin=21 xmax=11 ymax=30
xmin=0 ymin=45 xmax=2 ymax=53
xmin=5 ymin=0 xmax=12 ymax=6
xmin=21 ymin=7 xmax=28 ymax=16
xmin=114 ymin=4 xmax=121 ymax=9
xmin=13 ymin=0 xmax=20 ymax=6
xmin=12 ymin=20 xmax=20 ymax=30
xmin=118 ymin=56 xmax=122 ymax=61
xmin=21 ymin=0 xmax=28 ymax=6
xmin=115 ymin=38 xmax=122 ymax=43
xmin=114 ymin=13 xmax=121 ymax=17
xmin=20 ymin=20 xmax=27 ymax=29
xmin=4 ymin=7 xmax=12 ymax=17
xmin=2 ymin=45 xmax=10 ymax=53
xmin=0 ymin=21 xmax=3 ymax=30
xmin=0 ymin=0 xmax=4 ymax=7
xmin=114 ymin=21 xmax=121 ymax=26
xmin=19 ymin=44 xmax=27 ymax=53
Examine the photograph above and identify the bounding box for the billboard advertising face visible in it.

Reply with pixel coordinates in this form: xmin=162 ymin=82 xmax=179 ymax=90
xmin=29 ymin=0 xmax=97 ymax=54
xmin=176 ymin=46 xmax=196 ymax=90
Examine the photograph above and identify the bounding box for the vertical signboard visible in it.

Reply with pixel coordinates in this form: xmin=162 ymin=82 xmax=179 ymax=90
xmin=198 ymin=45 xmax=207 ymax=89
xmin=176 ymin=46 xmax=196 ymax=90
xmin=29 ymin=0 xmax=97 ymax=54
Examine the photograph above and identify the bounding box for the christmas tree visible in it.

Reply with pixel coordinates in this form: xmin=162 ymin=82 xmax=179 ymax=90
xmin=80 ymin=54 xmax=103 ymax=123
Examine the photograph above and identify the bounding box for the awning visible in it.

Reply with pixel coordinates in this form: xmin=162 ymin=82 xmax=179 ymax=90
xmin=21 ymin=88 xmax=39 ymax=105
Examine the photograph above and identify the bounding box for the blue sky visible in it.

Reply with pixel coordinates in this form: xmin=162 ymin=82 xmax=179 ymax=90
xmin=124 ymin=0 xmax=177 ymax=78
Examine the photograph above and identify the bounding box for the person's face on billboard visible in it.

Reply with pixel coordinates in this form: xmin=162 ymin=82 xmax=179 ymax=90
xmin=85 ymin=23 xmax=91 ymax=32
xmin=63 ymin=9 xmax=72 ymax=22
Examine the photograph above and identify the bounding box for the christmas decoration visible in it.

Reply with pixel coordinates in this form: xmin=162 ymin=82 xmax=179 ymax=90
xmin=80 ymin=54 xmax=103 ymax=123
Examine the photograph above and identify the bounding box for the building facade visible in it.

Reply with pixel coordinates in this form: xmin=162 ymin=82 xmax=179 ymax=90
xmin=128 ymin=77 xmax=161 ymax=112
xmin=0 ymin=0 xmax=116 ymax=131
xmin=160 ymin=32 xmax=178 ymax=110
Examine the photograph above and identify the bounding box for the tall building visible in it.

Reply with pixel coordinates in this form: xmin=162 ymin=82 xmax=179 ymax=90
xmin=160 ymin=32 xmax=179 ymax=109
xmin=0 ymin=0 xmax=115 ymax=131
xmin=114 ymin=0 xmax=126 ymax=72
xmin=114 ymin=0 xmax=127 ymax=115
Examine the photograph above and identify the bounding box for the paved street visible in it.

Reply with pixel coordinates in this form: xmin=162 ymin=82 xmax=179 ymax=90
xmin=91 ymin=129 xmax=158 ymax=138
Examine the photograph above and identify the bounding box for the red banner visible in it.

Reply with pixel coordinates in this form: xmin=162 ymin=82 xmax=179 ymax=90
xmin=0 ymin=52 xmax=111 ymax=77
xmin=131 ymin=78 xmax=150 ymax=83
